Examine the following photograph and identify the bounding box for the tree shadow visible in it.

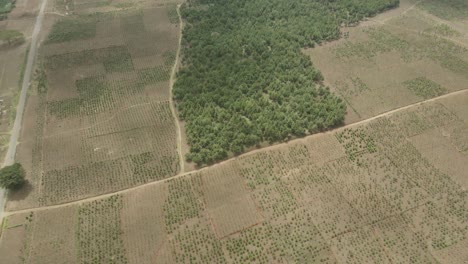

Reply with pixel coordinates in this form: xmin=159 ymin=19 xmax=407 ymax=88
xmin=7 ymin=180 xmax=33 ymax=202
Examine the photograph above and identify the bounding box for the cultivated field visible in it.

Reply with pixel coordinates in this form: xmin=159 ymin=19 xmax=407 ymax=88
xmin=0 ymin=0 xmax=467 ymax=263
xmin=7 ymin=0 xmax=183 ymax=210
xmin=305 ymin=0 xmax=468 ymax=124
xmin=1 ymin=91 xmax=466 ymax=263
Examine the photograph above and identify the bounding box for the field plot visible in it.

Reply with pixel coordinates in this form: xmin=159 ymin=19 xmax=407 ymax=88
xmin=77 ymin=195 xmax=127 ymax=263
xmin=202 ymin=164 xmax=262 ymax=238
xmin=26 ymin=206 xmax=77 ymax=264
xmin=9 ymin=3 xmax=181 ymax=209
xmin=373 ymin=216 xmax=437 ymax=263
xmin=305 ymin=0 xmax=468 ymax=124
xmin=2 ymin=92 xmax=466 ymax=263
xmin=0 ymin=212 xmax=33 ymax=264
xmin=121 ymin=183 xmax=169 ymax=264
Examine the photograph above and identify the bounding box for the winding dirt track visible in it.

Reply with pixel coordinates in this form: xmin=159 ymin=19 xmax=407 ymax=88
xmin=169 ymin=4 xmax=185 ymax=174
xmin=3 ymin=88 xmax=467 ymax=217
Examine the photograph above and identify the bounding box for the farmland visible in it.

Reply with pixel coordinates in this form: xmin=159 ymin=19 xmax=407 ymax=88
xmin=0 ymin=0 xmax=467 ymax=263
xmin=7 ymin=0 xmax=183 ymax=210
xmin=1 ymin=90 xmax=466 ymax=263
xmin=306 ymin=0 xmax=468 ymax=124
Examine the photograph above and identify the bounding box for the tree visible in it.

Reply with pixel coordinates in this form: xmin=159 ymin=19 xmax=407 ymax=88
xmin=0 ymin=163 xmax=26 ymax=190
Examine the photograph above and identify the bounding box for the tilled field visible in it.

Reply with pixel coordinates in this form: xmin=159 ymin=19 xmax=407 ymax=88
xmin=1 ymin=91 xmax=466 ymax=263
xmin=8 ymin=1 xmax=182 ymax=210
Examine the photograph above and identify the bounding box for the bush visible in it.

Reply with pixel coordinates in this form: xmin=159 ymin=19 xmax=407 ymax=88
xmin=0 ymin=30 xmax=25 ymax=47
xmin=0 ymin=163 xmax=25 ymax=189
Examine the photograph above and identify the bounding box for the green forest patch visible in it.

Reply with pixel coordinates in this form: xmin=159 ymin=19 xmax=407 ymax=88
xmin=174 ymin=0 xmax=399 ymax=165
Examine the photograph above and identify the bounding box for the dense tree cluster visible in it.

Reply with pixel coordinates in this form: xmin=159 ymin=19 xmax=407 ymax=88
xmin=174 ymin=0 xmax=399 ymax=165
xmin=0 ymin=163 xmax=26 ymax=190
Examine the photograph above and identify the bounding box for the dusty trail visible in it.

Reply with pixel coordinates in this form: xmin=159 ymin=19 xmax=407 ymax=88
xmin=0 ymin=0 xmax=48 ymax=220
xmin=4 ymin=88 xmax=467 ymax=217
xmin=169 ymin=4 xmax=185 ymax=173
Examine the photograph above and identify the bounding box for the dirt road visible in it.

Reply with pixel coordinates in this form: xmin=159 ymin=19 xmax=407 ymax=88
xmin=0 ymin=0 xmax=48 ymax=220
xmin=4 ymin=88 xmax=467 ymax=217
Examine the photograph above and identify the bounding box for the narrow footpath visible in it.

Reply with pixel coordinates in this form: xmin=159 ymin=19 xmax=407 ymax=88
xmin=169 ymin=4 xmax=185 ymax=174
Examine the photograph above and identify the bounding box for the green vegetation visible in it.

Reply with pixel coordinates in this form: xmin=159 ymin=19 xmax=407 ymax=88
xmin=102 ymin=48 xmax=134 ymax=72
xmin=54 ymin=0 xmax=74 ymax=13
xmin=0 ymin=163 xmax=26 ymax=190
xmin=77 ymin=195 xmax=128 ymax=263
xmin=18 ymin=47 xmax=29 ymax=89
xmin=113 ymin=2 xmax=135 ymax=9
xmin=0 ymin=30 xmax=24 ymax=46
xmin=335 ymin=28 xmax=413 ymax=61
xmin=167 ymin=5 xmax=179 ymax=24
xmin=47 ymin=76 xmax=109 ymax=118
xmin=424 ymin=24 xmax=461 ymax=37
xmin=120 ymin=11 xmax=145 ymax=35
xmin=403 ymin=77 xmax=447 ymax=99
xmin=0 ymin=0 xmax=14 ymax=16
xmin=174 ymin=0 xmax=399 ymax=165
xmin=46 ymin=16 xmax=97 ymax=43
xmin=335 ymin=27 xmax=468 ymax=77
xmin=45 ymin=46 xmax=133 ymax=71
xmin=164 ymin=177 xmax=202 ymax=233
xmin=137 ymin=66 xmax=171 ymax=86
xmin=336 ymin=127 xmax=377 ymax=163
xmin=420 ymin=0 xmax=468 ymax=20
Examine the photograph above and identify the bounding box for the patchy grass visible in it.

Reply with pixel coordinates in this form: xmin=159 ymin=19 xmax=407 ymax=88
xmin=0 ymin=30 xmax=24 ymax=46
xmin=404 ymin=77 xmax=447 ymax=99
xmin=420 ymin=0 xmax=468 ymax=20
xmin=424 ymin=24 xmax=461 ymax=37
xmin=46 ymin=16 xmax=98 ymax=43
xmin=167 ymin=5 xmax=178 ymax=24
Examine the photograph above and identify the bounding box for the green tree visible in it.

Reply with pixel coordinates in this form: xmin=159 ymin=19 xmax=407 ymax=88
xmin=0 ymin=163 xmax=26 ymax=189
